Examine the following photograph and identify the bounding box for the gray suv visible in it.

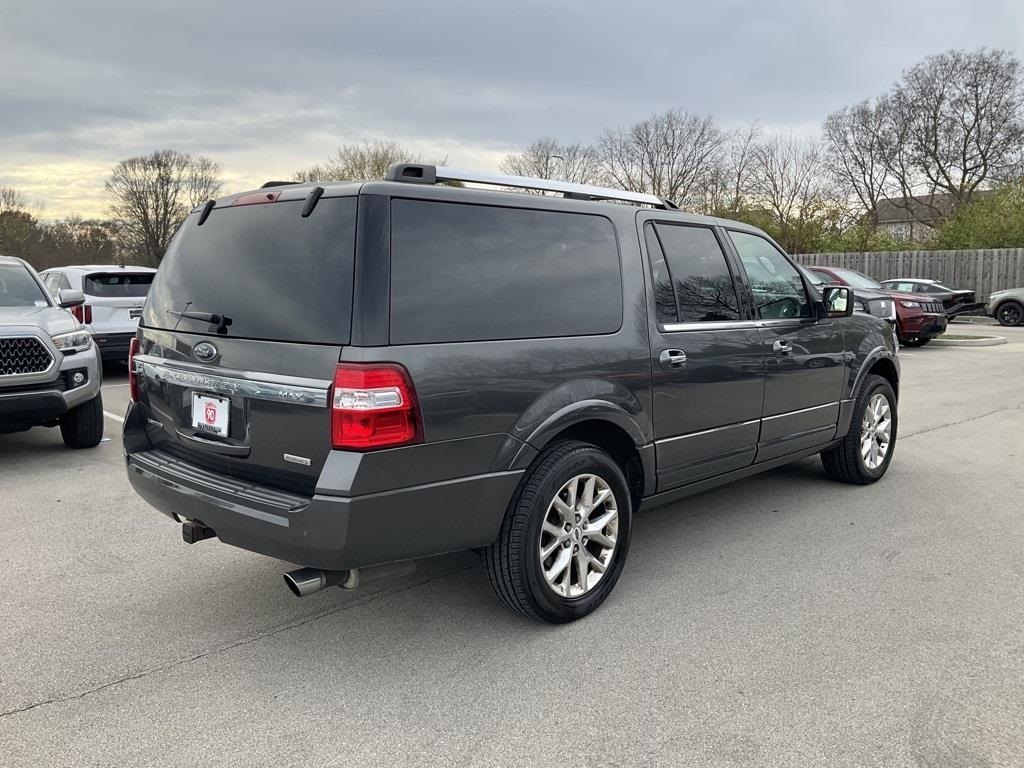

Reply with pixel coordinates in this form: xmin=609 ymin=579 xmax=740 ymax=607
xmin=123 ymin=165 xmax=900 ymax=623
xmin=1 ymin=256 xmax=104 ymax=448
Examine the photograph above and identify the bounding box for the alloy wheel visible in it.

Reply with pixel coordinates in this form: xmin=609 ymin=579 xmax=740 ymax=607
xmin=998 ymin=304 xmax=1022 ymax=326
xmin=860 ymin=393 xmax=892 ymax=471
xmin=538 ymin=474 xmax=619 ymax=598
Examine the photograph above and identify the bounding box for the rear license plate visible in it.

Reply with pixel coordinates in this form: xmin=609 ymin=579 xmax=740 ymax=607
xmin=129 ymin=309 xmax=142 ymax=319
xmin=192 ymin=393 xmax=230 ymax=437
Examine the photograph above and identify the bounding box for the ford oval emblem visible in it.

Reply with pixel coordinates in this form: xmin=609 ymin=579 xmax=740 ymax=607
xmin=193 ymin=342 xmax=218 ymax=362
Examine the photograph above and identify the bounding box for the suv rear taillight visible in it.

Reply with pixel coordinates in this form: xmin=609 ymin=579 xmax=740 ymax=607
xmin=331 ymin=363 xmax=421 ymax=450
xmin=70 ymin=304 xmax=92 ymax=324
xmin=128 ymin=337 xmax=140 ymax=403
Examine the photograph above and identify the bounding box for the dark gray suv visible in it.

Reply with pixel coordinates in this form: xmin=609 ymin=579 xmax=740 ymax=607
xmin=123 ymin=165 xmax=899 ymax=623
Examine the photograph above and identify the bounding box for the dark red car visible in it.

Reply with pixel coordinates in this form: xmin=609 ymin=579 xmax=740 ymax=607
xmin=808 ymin=266 xmax=947 ymax=347
xmin=879 ymin=279 xmax=985 ymax=319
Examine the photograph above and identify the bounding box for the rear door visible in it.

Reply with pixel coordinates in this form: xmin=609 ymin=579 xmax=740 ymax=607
xmin=135 ymin=194 xmax=358 ymax=495
xmin=725 ymin=230 xmax=847 ymax=461
xmin=641 ymin=218 xmax=765 ymax=490
xmin=82 ymin=271 xmax=154 ymax=334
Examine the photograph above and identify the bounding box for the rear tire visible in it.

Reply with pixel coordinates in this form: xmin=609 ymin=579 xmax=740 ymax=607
xmin=821 ymin=375 xmax=897 ymax=485
xmin=60 ymin=393 xmax=104 ymax=449
xmin=483 ymin=440 xmax=632 ymax=623
xmin=996 ymin=300 xmax=1023 ymax=327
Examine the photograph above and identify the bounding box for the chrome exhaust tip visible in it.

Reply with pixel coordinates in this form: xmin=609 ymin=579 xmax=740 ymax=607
xmin=283 ymin=561 xmax=416 ymax=597
xmin=282 ymin=567 xmax=347 ymax=597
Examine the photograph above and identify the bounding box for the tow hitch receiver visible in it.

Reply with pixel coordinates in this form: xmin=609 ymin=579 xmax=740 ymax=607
xmin=182 ymin=521 xmax=216 ymax=544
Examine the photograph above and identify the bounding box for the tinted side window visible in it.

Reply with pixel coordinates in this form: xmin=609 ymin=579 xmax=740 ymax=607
xmin=643 ymin=223 xmax=679 ymax=323
xmin=650 ymin=223 xmax=740 ymax=323
xmin=390 ymin=200 xmax=622 ymax=344
xmin=728 ymin=231 xmax=811 ymax=320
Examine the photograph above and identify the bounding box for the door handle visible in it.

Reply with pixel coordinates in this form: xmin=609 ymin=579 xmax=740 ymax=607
xmin=772 ymin=340 xmax=793 ymax=356
xmin=659 ymin=349 xmax=687 ymax=369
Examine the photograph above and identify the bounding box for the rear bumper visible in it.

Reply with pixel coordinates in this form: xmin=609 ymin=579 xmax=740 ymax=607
xmin=91 ymin=332 xmax=135 ymax=360
xmin=125 ymin=446 xmax=523 ymax=570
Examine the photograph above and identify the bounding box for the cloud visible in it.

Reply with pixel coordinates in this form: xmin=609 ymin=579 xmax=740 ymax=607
xmin=1 ymin=0 xmax=1022 ymax=217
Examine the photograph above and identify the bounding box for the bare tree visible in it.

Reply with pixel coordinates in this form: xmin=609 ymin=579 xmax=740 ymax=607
xmin=822 ymin=101 xmax=892 ymax=225
xmin=294 ymin=140 xmax=443 ymax=182
xmin=0 ymin=186 xmax=29 ymax=215
xmin=499 ymin=138 xmax=601 ymax=185
xmin=748 ymin=134 xmax=837 ymax=253
xmin=596 ymin=109 xmax=726 ymax=206
xmin=699 ymin=122 xmax=762 ymax=215
xmin=883 ymin=48 xmax=1024 ymax=217
xmin=106 ymin=150 xmax=223 ymax=264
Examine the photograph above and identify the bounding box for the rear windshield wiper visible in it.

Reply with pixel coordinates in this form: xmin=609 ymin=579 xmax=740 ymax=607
xmin=167 ymin=309 xmax=233 ymax=334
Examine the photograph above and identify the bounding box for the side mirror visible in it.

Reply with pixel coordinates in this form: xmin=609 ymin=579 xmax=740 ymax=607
xmin=822 ymin=286 xmax=853 ymax=318
xmin=58 ymin=289 xmax=85 ymax=309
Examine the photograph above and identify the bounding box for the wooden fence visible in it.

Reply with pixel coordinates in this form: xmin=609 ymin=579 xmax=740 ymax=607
xmin=793 ymin=249 xmax=1024 ymax=299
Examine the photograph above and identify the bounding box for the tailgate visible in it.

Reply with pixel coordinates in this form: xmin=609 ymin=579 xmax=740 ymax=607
xmin=88 ymin=296 xmax=145 ymax=333
xmin=83 ymin=272 xmax=152 ymax=333
xmin=134 ymin=330 xmax=340 ymax=495
xmin=134 ymin=194 xmax=357 ymax=495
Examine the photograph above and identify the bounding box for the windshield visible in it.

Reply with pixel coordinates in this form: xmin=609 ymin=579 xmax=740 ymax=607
xmin=0 ymin=263 xmax=49 ymax=307
xmin=831 ymin=268 xmax=883 ymax=290
xmin=143 ymin=197 xmax=357 ymax=343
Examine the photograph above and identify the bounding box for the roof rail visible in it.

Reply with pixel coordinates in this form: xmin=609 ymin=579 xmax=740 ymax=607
xmin=261 ymin=180 xmax=297 ymax=188
xmin=385 ymin=164 xmax=678 ymax=209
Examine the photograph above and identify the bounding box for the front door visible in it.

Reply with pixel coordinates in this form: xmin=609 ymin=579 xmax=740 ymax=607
xmin=641 ymin=219 xmax=766 ymax=490
xmin=725 ymin=230 xmax=847 ymax=461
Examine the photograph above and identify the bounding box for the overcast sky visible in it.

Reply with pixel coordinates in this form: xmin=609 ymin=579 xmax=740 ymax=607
xmin=2 ymin=0 xmax=1023 ymax=218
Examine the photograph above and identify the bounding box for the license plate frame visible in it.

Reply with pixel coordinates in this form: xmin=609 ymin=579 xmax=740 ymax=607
xmin=191 ymin=393 xmax=230 ymax=437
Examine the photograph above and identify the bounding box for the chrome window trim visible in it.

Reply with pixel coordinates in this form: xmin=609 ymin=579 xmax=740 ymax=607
xmin=656 ymin=419 xmax=760 ymax=445
xmin=660 ymin=320 xmax=759 ymax=333
xmin=761 ymin=401 xmax=839 ymax=421
xmin=660 ymin=318 xmax=813 ymax=333
xmin=134 ymin=355 xmax=329 ymax=408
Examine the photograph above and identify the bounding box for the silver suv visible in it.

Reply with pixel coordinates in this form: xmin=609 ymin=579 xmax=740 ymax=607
xmin=40 ymin=265 xmax=156 ymax=362
xmin=0 ymin=256 xmax=104 ymax=448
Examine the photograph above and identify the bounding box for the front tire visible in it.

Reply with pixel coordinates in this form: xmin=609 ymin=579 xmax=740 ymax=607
xmin=821 ymin=375 xmax=897 ymax=484
xmin=996 ymin=300 xmax=1023 ymax=327
xmin=60 ymin=393 xmax=104 ymax=449
xmin=483 ymin=440 xmax=632 ymax=623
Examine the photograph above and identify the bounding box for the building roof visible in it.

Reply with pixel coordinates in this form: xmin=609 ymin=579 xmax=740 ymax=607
xmin=875 ymin=194 xmax=957 ymax=225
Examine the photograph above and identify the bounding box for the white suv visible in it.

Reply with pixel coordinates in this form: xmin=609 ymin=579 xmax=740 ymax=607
xmin=40 ymin=265 xmax=156 ymax=362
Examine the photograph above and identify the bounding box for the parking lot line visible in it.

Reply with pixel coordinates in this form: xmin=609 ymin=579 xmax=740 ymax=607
xmin=103 ymin=411 xmax=125 ymax=424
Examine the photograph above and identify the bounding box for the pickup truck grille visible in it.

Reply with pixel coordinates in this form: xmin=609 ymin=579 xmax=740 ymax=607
xmin=0 ymin=336 xmax=54 ymax=376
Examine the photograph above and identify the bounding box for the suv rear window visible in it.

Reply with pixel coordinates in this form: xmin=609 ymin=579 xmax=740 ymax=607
xmin=143 ymin=197 xmax=357 ymax=344
xmin=84 ymin=272 xmax=154 ymax=297
xmin=389 ymin=199 xmax=622 ymax=344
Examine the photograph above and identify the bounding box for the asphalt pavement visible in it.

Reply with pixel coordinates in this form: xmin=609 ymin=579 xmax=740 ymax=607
xmin=2 ymin=328 xmax=1023 ymax=767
